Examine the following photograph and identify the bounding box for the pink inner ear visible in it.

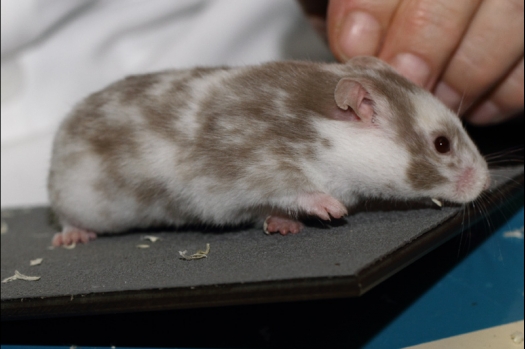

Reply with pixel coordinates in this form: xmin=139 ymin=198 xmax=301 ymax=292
xmin=334 ymin=78 xmax=375 ymax=123
xmin=358 ymin=98 xmax=374 ymax=122
xmin=330 ymin=106 xmax=361 ymax=122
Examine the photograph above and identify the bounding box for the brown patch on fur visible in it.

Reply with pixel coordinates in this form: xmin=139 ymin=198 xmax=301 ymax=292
xmin=140 ymin=68 xmax=229 ymax=142
xmin=132 ymin=178 xmax=171 ymax=206
xmin=184 ymin=62 xmax=336 ymax=194
xmin=61 ymin=87 xmax=142 ymax=199
xmin=282 ymin=64 xmax=341 ymax=118
xmin=89 ymin=123 xmax=138 ymax=159
xmin=321 ymin=138 xmax=332 ymax=148
xmin=62 ymin=90 xmax=111 ymax=139
xmin=375 ymin=68 xmax=418 ymax=94
xmin=347 ymin=57 xmax=418 ymax=93
xmin=407 ymin=158 xmax=447 ymax=190
xmin=88 ymin=124 xmax=140 ymax=202
xmin=117 ymin=73 xmax=161 ymax=104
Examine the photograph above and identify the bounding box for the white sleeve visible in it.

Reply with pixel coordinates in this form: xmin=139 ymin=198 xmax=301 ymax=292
xmin=1 ymin=0 xmax=333 ymax=207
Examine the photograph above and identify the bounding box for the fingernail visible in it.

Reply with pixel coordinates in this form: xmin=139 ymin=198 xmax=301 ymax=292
xmin=468 ymin=101 xmax=500 ymax=125
xmin=391 ymin=53 xmax=431 ymax=87
xmin=337 ymin=11 xmax=381 ymax=60
xmin=434 ymin=82 xmax=462 ymax=112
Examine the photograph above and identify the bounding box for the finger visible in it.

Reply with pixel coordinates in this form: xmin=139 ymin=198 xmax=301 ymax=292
xmin=327 ymin=0 xmax=400 ymax=61
xmin=466 ymin=58 xmax=524 ymax=125
xmin=378 ymin=0 xmax=482 ymax=89
xmin=434 ymin=0 xmax=524 ymax=115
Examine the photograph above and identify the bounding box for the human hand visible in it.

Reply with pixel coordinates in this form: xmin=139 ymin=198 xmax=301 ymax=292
xmin=325 ymin=0 xmax=524 ymax=125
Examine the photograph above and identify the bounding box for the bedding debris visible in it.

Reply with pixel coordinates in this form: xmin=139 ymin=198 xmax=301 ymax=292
xmin=431 ymin=198 xmax=443 ymax=207
xmin=142 ymin=235 xmax=161 ymax=242
xmin=2 ymin=270 xmax=41 ymax=283
xmin=30 ymin=258 xmax=43 ymax=266
xmin=179 ymin=243 xmax=210 ymax=260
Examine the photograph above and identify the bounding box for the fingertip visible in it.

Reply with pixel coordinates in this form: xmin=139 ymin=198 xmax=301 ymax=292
xmin=335 ymin=11 xmax=382 ymax=61
xmin=467 ymin=101 xmax=502 ymax=125
xmin=390 ymin=53 xmax=431 ymax=88
xmin=434 ymin=82 xmax=463 ymax=113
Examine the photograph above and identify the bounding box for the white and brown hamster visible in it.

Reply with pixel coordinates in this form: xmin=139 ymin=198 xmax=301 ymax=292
xmin=47 ymin=56 xmax=490 ymax=246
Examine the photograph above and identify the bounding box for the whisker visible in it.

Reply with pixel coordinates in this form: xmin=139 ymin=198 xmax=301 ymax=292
xmin=457 ymin=204 xmax=467 ymax=258
xmin=456 ymin=87 xmax=468 ymax=116
xmin=484 ymin=146 xmax=524 ymax=160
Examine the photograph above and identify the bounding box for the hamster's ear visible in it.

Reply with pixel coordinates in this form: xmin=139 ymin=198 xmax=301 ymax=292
xmin=334 ymin=78 xmax=374 ymax=123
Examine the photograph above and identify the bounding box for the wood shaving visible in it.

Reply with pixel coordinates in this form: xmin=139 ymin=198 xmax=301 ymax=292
xmin=30 ymin=258 xmax=43 ymax=266
xmin=511 ymin=331 xmax=524 ymax=344
xmin=142 ymin=235 xmax=161 ymax=242
xmin=136 ymin=244 xmax=150 ymax=248
xmin=431 ymin=198 xmax=443 ymax=207
xmin=63 ymin=243 xmax=76 ymax=249
xmin=1 ymin=221 xmax=7 ymax=234
xmin=2 ymin=270 xmax=41 ymax=283
xmin=179 ymin=243 xmax=210 ymax=260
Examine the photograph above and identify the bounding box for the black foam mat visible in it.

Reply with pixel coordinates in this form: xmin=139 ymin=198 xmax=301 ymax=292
xmin=1 ymin=166 xmax=523 ymax=320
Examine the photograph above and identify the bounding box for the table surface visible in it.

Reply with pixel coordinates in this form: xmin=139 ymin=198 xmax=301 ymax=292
xmin=1 ymin=205 xmax=523 ymax=348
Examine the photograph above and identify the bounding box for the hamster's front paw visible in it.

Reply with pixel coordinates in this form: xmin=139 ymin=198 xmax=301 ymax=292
xmin=264 ymin=216 xmax=304 ymax=235
xmin=297 ymin=193 xmax=348 ymax=221
xmin=52 ymin=226 xmax=97 ymax=246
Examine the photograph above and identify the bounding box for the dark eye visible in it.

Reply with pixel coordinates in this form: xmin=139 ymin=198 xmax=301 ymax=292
xmin=434 ymin=136 xmax=450 ymax=154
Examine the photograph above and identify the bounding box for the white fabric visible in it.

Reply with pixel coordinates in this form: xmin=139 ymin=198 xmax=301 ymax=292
xmin=1 ymin=0 xmax=333 ymax=208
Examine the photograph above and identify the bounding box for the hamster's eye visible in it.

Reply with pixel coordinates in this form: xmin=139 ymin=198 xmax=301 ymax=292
xmin=434 ymin=136 xmax=450 ymax=154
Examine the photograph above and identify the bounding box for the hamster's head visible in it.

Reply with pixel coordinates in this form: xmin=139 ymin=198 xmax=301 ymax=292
xmin=398 ymin=92 xmax=490 ymax=203
xmin=334 ymin=56 xmax=490 ymax=204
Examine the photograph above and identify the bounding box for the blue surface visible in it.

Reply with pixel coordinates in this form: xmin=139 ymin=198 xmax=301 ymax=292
xmin=363 ymin=207 xmax=524 ymax=349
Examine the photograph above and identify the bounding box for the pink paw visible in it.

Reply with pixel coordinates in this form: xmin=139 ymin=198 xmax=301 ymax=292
xmin=52 ymin=226 xmax=97 ymax=246
xmin=297 ymin=193 xmax=348 ymax=221
xmin=264 ymin=216 xmax=304 ymax=235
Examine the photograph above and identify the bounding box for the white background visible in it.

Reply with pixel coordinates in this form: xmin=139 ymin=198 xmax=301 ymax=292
xmin=1 ymin=0 xmax=334 ymax=208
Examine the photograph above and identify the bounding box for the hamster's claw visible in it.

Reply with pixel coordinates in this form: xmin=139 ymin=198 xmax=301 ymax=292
xmin=264 ymin=216 xmax=304 ymax=235
xmin=52 ymin=226 xmax=97 ymax=246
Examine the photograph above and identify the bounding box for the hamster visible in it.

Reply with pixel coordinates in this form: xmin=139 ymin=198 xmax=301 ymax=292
xmin=47 ymin=56 xmax=490 ymax=246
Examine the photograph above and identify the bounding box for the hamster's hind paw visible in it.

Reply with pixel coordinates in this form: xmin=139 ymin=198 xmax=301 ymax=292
xmin=52 ymin=226 xmax=97 ymax=246
xmin=264 ymin=216 xmax=304 ymax=235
